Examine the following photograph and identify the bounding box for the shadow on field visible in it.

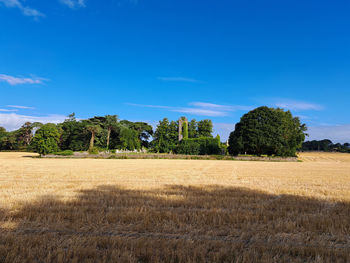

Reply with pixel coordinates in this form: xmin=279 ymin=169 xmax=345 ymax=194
xmin=1 ymin=185 xmax=350 ymax=262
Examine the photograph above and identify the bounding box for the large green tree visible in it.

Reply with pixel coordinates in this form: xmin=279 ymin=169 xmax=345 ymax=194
xmin=59 ymin=113 xmax=90 ymax=151
xmin=197 ymin=119 xmax=213 ymax=138
xmin=168 ymin=121 xmax=179 ymax=145
xmin=119 ymin=126 xmax=141 ymax=150
xmin=86 ymin=123 xmax=102 ymax=150
xmin=0 ymin=130 xmax=17 ymax=150
xmin=17 ymin=122 xmax=43 ymax=147
xmin=228 ymin=106 xmax=307 ymax=157
xmin=0 ymin=127 xmax=7 ymax=150
xmin=31 ymin=123 xmax=61 ymax=155
xmin=188 ymin=119 xmax=198 ymax=138
xmin=152 ymin=118 xmax=171 ymax=153
xmin=103 ymin=115 xmax=119 ymax=150
xmin=120 ymin=120 xmax=153 ymax=148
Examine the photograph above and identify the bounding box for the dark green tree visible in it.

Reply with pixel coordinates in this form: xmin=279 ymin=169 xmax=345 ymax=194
xmin=228 ymin=106 xmax=307 ymax=157
xmin=31 ymin=123 xmax=61 ymax=155
xmin=119 ymin=126 xmax=141 ymax=150
xmin=0 ymin=130 xmax=17 ymax=150
xmin=103 ymin=115 xmax=119 ymax=150
xmin=198 ymin=119 xmax=213 ymax=137
xmin=302 ymin=140 xmax=332 ymax=151
xmin=120 ymin=121 xmax=153 ymax=148
xmin=188 ymin=119 xmax=198 ymax=138
xmin=0 ymin=127 xmax=7 ymax=150
xmin=16 ymin=122 xmax=43 ymax=147
xmin=59 ymin=113 xmax=89 ymax=151
xmin=83 ymin=118 xmax=104 ymax=151
xmin=168 ymin=121 xmax=179 ymax=145
xmin=152 ymin=118 xmax=171 ymax=153
xmin=86 ymin=123 xmax=101 ymax=151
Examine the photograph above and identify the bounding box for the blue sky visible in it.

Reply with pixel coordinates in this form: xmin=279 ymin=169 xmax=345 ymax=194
xmin=0 ymin=0 xmax=349 ymax=142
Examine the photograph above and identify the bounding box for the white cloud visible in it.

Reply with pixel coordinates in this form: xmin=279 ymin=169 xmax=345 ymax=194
xmin=0 ymin=109 xmax=17 ymax=112
xmin=0 ymin=74 xmax=46 ymax=85
xmin=157 ymin=77 xmax=201 ymax=83
xmin=171 ymin=108 xmax=228 ymax=117
xmin=0 ymin=0 xmax=44 ymax=18
xmin=127 ymin=102 xmax=252 ymax=117
xmin=190 ymin=102 xmax=253 ymax=112
xmin=125 ymin=103 xmax=171 ymax=110
xmin=0 ymin=113 xmax=66 ymax=131
xmin=275 ymin=100 xmax=323 ymax=111
xmin=60 ymin=0 xmax=86 ymax=8
xmin=307 ymin=124 xmax=350 ymax=144
xmin=7 ymin=105 xmax=35 ymax=110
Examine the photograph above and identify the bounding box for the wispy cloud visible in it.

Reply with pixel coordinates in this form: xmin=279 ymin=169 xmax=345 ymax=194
xmin=7 ymin=105 xmax=35 ymax=110
xmin=127 ymin=102 xmax=252 ymax=117
xmin=172 ymin=108 xmax=228 ymax=117
xmin=128 ymin=104 xmax=229 ymax=117
xmin=307 ymin=124 xmax=350 ymax=143
xmin=0 ymin=109 xmax=18 ymax=112
xmin=0 ymin=0 xmax=44 ymax=18
xmin=274 ymin=100 xmax=323 ymax=111
xmin=157 ymin=77 xmax=202 ymax=83
xmin=0 ymin=113 xmax=67 ymax=131
xmin=0 ymin=74 xmax=46 ymax=86
xmin=60 ymin=0 xmax=86 ymax=8
xmin=190 ymin=102 xmax=253 ymax=112
xmin=126 ymin=103 xmax=171 ymax=110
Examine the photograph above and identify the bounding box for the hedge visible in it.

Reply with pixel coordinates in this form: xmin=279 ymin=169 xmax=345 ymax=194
xmin=177 ymin=137 xmax=221 ymax=155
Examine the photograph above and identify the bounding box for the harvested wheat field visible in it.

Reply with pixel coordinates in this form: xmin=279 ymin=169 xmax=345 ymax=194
xmin=0 ymin=152 xmax=350 ymax=262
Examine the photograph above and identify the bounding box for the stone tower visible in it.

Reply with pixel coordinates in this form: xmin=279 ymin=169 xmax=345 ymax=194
xmin=178 ymin=117 xmax=188 ymax=141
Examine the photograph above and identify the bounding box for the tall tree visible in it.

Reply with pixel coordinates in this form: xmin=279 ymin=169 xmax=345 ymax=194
xmin=168 ymin=121 xmax=178 ymax=145
xmin=103 ymin=115 xmax=119 ymax=150
xmin=188 ymin=119 xmax=198 ymax=138
xmin=85 ymin=119 xmax=102 ymax=150
xmin=18 ymin=122 xmax=33 ymax=146
xmin=86 ymin=125 xmax=101 ymax=150
xmin=119 ymin=126 xmax=141 ymax=150
xmin=197 ymin=119 xmax=213 ymax=137
xmin=0 ymin=127 xmax=7 ymax=150
xmin=17 ymin=122 xmax=43 ymax=146
xmin=152 ymin=118 xmax=171 ymax=153
xmin=120 ymin=120 xmax=153 ymax=148
xmin=59 ymin=113 xmax=89 ymax=151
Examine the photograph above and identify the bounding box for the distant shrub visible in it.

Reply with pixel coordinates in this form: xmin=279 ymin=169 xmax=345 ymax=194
xmin=88 ymin=147 xmax=99 ymax=155
xmin=54 ymin=150 xmax=74 ymax=156
xmin=110 ymin=149 xmax=116 ymax=154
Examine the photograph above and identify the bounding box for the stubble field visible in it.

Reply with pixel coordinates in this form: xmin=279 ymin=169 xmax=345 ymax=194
xmin=0 ymin=152 xmax=350 ymax=262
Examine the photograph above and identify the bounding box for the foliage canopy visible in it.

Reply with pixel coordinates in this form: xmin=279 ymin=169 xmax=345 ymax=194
xmin=31 ymin=123 xmax=61 ymax=155
xmin=228 ymin=106 xmax=307 ymax=157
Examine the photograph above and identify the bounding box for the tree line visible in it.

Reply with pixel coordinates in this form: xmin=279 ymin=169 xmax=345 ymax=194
xmin=301 ymin=140 xmax=350 ymax=153
xmin=0 ymin=113 xmax=221 ymax=155
xmin=0 ymin=114 xmax=153 ymax=154
xmin=2 ymin=106 xmax=346 ymax=157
